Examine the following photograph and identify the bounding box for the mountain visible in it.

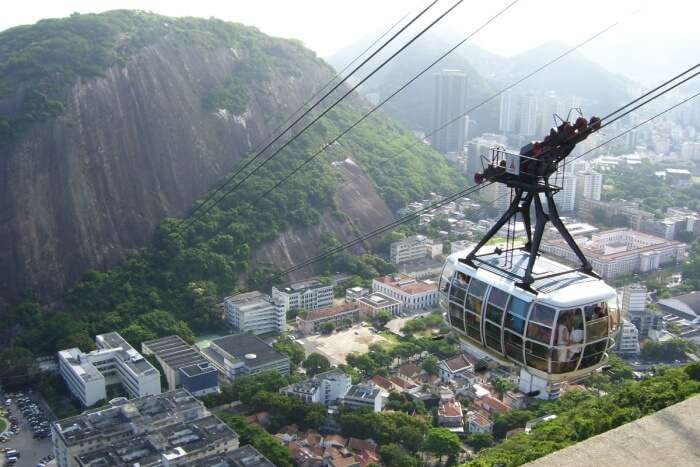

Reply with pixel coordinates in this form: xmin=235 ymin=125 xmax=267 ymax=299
xmin=327 ymin=35 xmax=634 ymax=134
xmin=0 ymin=10 xmax=462 ymax=321
xmin=501 ymin=41 xmax=635 ymax=112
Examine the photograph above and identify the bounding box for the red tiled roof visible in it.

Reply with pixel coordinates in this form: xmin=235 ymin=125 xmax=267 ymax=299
xmin=348 ymin=438 xmax=378 ymax=453
xmin=375 ymin=274 xmax=438 ymax=295
xmin=442 ymin=354 xmax=473 ymax=372
xmin=389 ymin=376 xmax=418 ymax=390
xmin=398 ymin=362 xmax=421 ymax=378
xmin=477 ymin=394 xmax=511 ymax=413
xmin=370 ymin=375 xmax=396 ymax=392
xmin=439 ymin=400 xmax=463 ymax=418
xmin=298 ymin=304 xmax=358 ymax=321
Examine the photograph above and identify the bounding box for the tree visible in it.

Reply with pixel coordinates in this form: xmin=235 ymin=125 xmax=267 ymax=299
xmin=372 ymin=310 xmax=393 ymax=328
xmin=342 ymin=318 xmax=353 ymax=328
xmin=421 ymin=356 xmax=439 ymax=375
xmin=273 ymin=338 xmax=306 ymax=365
xmin=422 ymin=427 xmax=462 ymax=461
xmin=0 ymin=347 xmax=38 ymax=390
xmin=466 ymin=432 xmax=494 ymax=452
xmin=491 ymin=377 xmax=515 ymax=401
xmin=320 ymin=322 xmax=336 ymax=334
xmin=218 ymin=412 xmax=293 ymax=467
xmin=303 ymin=353 xmax=331 ymax=376
xmin=380 ymin=443 xmax=421 ymax=467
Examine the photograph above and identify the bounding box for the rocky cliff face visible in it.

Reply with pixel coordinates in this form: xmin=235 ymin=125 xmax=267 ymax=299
xmin=253 ymin=159 xmax=393 ymax=280
xmin=0 ymin=35 xmax=389 ymax=305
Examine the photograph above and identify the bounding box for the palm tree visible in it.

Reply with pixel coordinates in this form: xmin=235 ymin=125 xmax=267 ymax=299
xmin=491 ymin=377 xmax=514 ymax=401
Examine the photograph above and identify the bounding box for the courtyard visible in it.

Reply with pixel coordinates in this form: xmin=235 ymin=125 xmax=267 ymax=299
xmin=297 ymin=325 xmax=396 ymax=365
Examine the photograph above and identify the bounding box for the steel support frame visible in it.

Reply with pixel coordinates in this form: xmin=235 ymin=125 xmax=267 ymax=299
xmin=462 ymin=183 xmax=594 ymax=287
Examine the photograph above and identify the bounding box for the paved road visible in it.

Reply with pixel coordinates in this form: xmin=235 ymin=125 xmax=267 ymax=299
xmin=2 ymin=396 xmax=53 ymax=467
xmin=385 ymin=311 xmax=432 ymax=336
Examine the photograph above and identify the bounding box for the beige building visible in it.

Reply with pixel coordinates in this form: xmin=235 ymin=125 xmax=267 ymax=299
xmin=357 ymin=292 xmax=402 ymax=317
xmin=372 ymin=274 xmax=439 ymax=313
xmin=296 ymin=304 xmax=360 ymax=335
xmin=542 ymin=229 xmax=686 ymax=279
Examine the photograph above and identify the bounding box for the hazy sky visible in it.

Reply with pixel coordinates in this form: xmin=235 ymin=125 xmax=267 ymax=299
xmin=1 ymin=0 xmax=697 ymax=84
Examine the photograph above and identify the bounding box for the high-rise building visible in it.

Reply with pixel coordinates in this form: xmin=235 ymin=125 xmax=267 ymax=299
xmin=622 ymin=284 xmax=647 ymax=316
xmin=498 ymin=91 xmax=514 ymax=133
xmin=576 ymin=169 xmax=603 ymax=206
xmin=552 ymin=172 xmax=577 ymax=212
xmin=616 ymin=319 xmax=640 ymax=355
xmin=223 ymin=291 xmax=286 ymax=335
xmin=431 ymin=69 xmax=468 ymax=155
xmin=518 ymin=93 xmax=538 ymax=137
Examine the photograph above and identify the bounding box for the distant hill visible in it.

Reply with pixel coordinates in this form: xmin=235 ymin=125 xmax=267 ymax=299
xmin=327 ymin=36 xmax=634 ymax=134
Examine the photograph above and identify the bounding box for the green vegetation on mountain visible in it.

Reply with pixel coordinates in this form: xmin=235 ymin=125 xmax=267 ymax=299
xmin=466 ymin=362 xmax=700 ymax=466
xmin=0 ymin=9 xmax=321 ymax=144
xmin=2 ymin=11 xmax=464 ymax=364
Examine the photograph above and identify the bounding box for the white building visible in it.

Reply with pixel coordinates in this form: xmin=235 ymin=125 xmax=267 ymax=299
xmin=622 ymin=284 xmax=647 ymax=315
xmin=280 ymin=369 xmax=352 ymax=405
xmin=542 ymin=229 xmax=687 ymax=279
xmin=390 ymin=235 xmax=442 ymax=264
xmin=58 ymin=332 xmax=161 ymax=407
xmin=341 ymin=382 xmax=386 ymax=412
xmin=223 ymin=291 xmax=286 ymax=335
xmin=272 ymin=279 xmax=334 ymax=314
xmin=372 ymin=274 xmax=439 ymax=313
xmin=552 ymin=171 xmax=577 ymax=212
xmin=576 ymin=169 xmax=602 ymax=204
xmin=617 ymin=319 xmax=641 ymax=355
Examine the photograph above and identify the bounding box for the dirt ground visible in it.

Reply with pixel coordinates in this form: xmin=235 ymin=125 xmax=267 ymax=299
xmin=297 ymin=325 xmax=391 ymax=365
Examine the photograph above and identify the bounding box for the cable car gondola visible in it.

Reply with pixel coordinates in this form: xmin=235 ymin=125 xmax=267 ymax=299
xmin=439 ymin=114 xmax=620 ymax=399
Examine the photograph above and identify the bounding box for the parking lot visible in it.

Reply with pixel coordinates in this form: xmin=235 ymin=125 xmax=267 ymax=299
xmin=2 ymin=393 xmax=54 ymax=467
xmin=297 ymin=325 xmax=393 ymax=364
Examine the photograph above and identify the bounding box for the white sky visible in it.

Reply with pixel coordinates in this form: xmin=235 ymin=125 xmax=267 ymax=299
xmin=1 ymin=0 xmax=698 ymax=84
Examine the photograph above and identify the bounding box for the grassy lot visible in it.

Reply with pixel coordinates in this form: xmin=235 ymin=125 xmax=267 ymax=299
xmin=377 ymin=331 xmax=401 ymax=349
xmin=0 ymin=417 xmax=7 ymax=433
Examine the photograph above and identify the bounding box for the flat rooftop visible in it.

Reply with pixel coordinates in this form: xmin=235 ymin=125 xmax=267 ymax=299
xmin=75 ymin=415 xmax=237 ymax=467
xmin=210 ymin=334 xmax=288 ymax=368
xmin=53 ymin=389 xmax=204 ymax=446
xmin=525 ymin=395 xmax=700 ymax=467
xmin=142 ymin=335 xmax=210 ymax=371
xmin=358 ymin=292 xmax=401 ymax=308
xmin=274 ymin=278 xmax=329 ymax=293
xmin=96 ymin=332 xmax=159 ymax=376
xmin=192 ymin=445 xmax=275 ymax=466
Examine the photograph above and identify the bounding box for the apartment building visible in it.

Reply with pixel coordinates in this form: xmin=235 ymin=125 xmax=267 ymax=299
xmin=280 ymin=369 xmax=352 ymax=405
xmin=542 ymin=229 xmax=687 ymax=279
xmin=141 ymin=335 xmax=219 ymax=396
xmin=203 ymin=334 xmax=290 ymax=381
xmin=52 ymin=390 xmax=239 ymax=467
xmin=372 ymin=274 xmax=439 ymax=313
xmin=223 ymin=291 xmax=286 ymax=335
xmin=576 ymin=169 xmax=602 ymax=204
xmin=617 ymin=319 xmax=641 ymax=355
xmin=272 ymin=279 xmax=334 ymax=313
xmin=390 ymin=234 xmax=443 ymax=264
xmin=58 ymin=332 xmax=161 ymax=407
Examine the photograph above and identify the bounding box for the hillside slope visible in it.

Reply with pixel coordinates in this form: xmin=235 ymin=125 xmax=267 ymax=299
xmin=0 ymin=11 xmax=461 ymax=307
